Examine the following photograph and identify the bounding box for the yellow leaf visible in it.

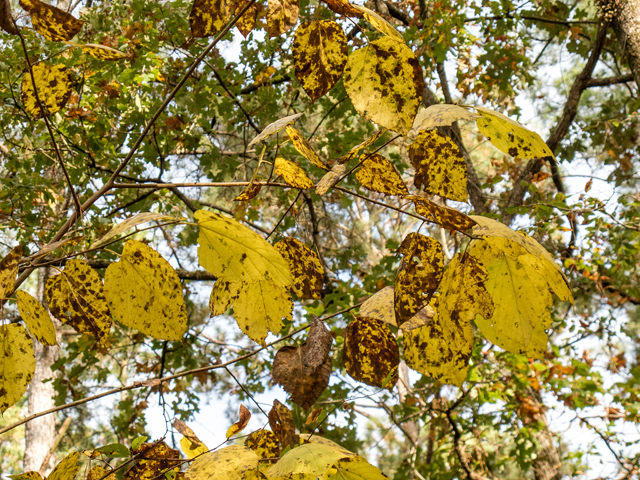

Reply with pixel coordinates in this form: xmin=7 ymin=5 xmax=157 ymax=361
xmin=104 ymin=240 xmax=188 ymax=341
xmin=344 ymin=37 xmax=424 ymax=135
xmin=292 ymin=21 xmax=348 ymax=102
xmin=248 ymin=113 xmax=304 ymax=147
xmin=0 ymin=324 xmax=35 ymax=413
xmin=412 ymin=104 xmax=480 ymax=130
xmin=353 ymin=5 xmax=404 ymax=43
xmin=394 ymin=233 xmax=444 ymax=327
xmin=234 ymin=182 xmax=262 ymax=201
xmin=342 ymin=316 xmax=399 ymax=389
xmin=274 ymin=237 xmax=324 ymax=299
xmin=405 ymin=253 xmax=493 ymax=387
xmin=474 ymin=106 xmax=555 ymax=159
xmin=180 ymin=437 xmax=209 ymax=460
xmin=125 ymin=442 xmax=180 ymax=480
xmin=16 ymin=291 xmax=57 ymax=346
xmin=274 ymin=158 xmax=314 ymax=189
xmin=30 ymin=237 xmax=82 ymax=260
xmin=235 ymin=0 xmax=258 ymax=37
xmin=286 ymin=125 xmax=328 ymax=170
xmin=468 ymin=237 xmax=553 ymax=359
xmin=320 ymin=0 xmax=362 ymax=17
xmin=19 ymin=0 xmax=83 ymax=41
xmin=408 ymin=129 xmax=467 ymax=202
xmin=470 ymin=215 xmax=572 ymax=303
xmin=266 ymin=0 xmax=298 ymax=37
xmin=327 ymin=457 xmax=389 ymax=480
xmin=209 ymin=279 xmax=242 ymax=316
xmin=48 ymin=452 xmax=80 ymax=480
xmin=268 ymin=400 xmax=296 ymax=449
xmin=9 ymin=473 xmax=43 ymax=480
xmin=226 ymin=404 xmax=251 ymax=438
xmin=68 ymin=43 xmax=127 ymax=60
xmin=315 ymin=164 xmax=345 ymax=195
xmin=0 ymin=245 xmax=22 ymax=301
xmin=337 ymin=129 xmax=386 ymax=164
xmin=91 ymin=212 xmax=184 ymax=248
xmin=195 ymin=210 xmax=292 ymax=287
xmin=359 ymin=286 xmax=435 ymax=330
xmin=404 ymin=195 xmax=476 ymax=231
xmin=232 ymin=279 xmax=293 ymax=345
xmin=298 ymin=434 xmax=351 ymax=455
xmin=45 ymin=259 xmax=112 ymax=343
xmin=189 ymin=0 xmax=230 ymax=37
xmin=245 ymin=430 xmax=280 ymax=460
xmin=21 ymin=63 xmax=72 ymax=118
xmin=185 ymin=446 xmax=260 ymax=480
xmin=86 ymin=466 xmax=116 ymax=480
xmin=268 ymin=443 xmax=355 ymax=479
xmin=355 ymin=153 xmax=408 ymax=196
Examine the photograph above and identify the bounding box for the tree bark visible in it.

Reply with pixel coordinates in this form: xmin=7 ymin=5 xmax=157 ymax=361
xmin=23 ymin=267 xmax=60 ymax=474
xmin=603 ymin=0 xmax=640 ymax=91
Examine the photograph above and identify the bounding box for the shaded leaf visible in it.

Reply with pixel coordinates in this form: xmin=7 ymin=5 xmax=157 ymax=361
xmin=104 ymin=240 xmax=188 ymax=341
xmin=305 ymin=408 xmax=323 ymax=425
xmin=189 ymin=0 xmax=230 ymax=37
xmin=266 ymin=0 xmax=298 ymax=36
xmin=342 ymin=316 xmax=398 ymax=389
xmin=46 ymin=259 xmax=111 ymax=343
xmin=30 ymin=237 xmax=82 ymax=259
xmin=91 ymin=212 xmax=184 ymax=248
xmin=404 ymin=195 xmax=476 ymax=231
xmin=16 ymin=291 xmax=57 ymax=346
xmin=274 ymin=158 xmax=314 ymax=189
xmin=125 ymin=442 xmax=180 ymax=480
xmin=292 ymin=21 xmax=347 ymax=102
xmin=274 ymin=237 xmax=324 ymax=299
xmin=234 ymin=182 xmax=262 ymax=201
xmin=9 ymin=473 xmax=42 ymax=480
xmin=359 ymin=286 xmax=435 ymax=330
xmin=48 ymin=452 xmax=80 ymax=480
xmin=268 ymin=400 xmax=296 ymax=449
xmin=272 ymin=317 xmax=333 ymax=409
xmin=355 ymin=153 xmax=408 ymax=196
xmin=19 ymin=0 xmax=83 ymax=41
xmin=286 ymin=125 xmax=328 ymax=170
xmin=344 ymin=37 xmax=424 ymax=135
xmin=86 ymin=466 xmax=116 ymax=480
xmin=394 ymin=233 xmax=444 ymax=327
xmin=95 ymin=443 xmax=129 ymax=458
xmin=0 ymin=324 xmax=35 ymax=413
xmin=235 ymin=0 xmax=258 ymax=37
xmin=0 ymin=245 xmax=22 ymax=301
xmin=226 ymin=404 xmax=251 ymax=438
xmin=245 ymin=430 xmax=280 ymax=460
xmin=21 ymin=63 xmax=72 ymax=118
xmin=315 ymin=164 xmax=345 ymax=195
xmin=475 ymin=106 xmax=555 ymax=159
xmin=412 ymin=104 xmax=480 ymax=130
xmin=196 ymin=210 xmax=292 ymax=287
xmin=408 ymin=129 xmax=467 ymax=202
xmin=353 ymin=5 xmax=403 ymax=43
xmin=248 ymin=113 xmax=304 ymax=147
xmin=185 ymin=446 xmax=259 ymax=480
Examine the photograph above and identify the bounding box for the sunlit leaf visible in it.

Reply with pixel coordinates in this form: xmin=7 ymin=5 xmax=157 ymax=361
xmin=292 ymin=21 xmax=347 ymax=102
xmin=235 ymin=0 xmax=258 ymax=37
xmin=404 ymin=195 xmax=476 ymax=231
xmin=70 ymin=43 xmax=127 ymax=60
xmin=185 ymin=445 xmax=259 ymax=480
xmin=125 ymin=442 xmax=180 ymax=480
xmin=286 ymin=125 xmax=328 ymax=170
xmin=359 ymin=286 xmax=435 ymax=330
xmin=344 ymin=37 xmax=424 ymax=134
xmin=412 ymin=104 xmax=480 ymax=130
xmin=353 ymin=5 xmax=404 ymax=43
xmin=0 ymin=324 xmax=35 ymax=413
xmin=180 ymin=437 xmax=209 ymax=460
xmin=274 ymin=237 xmax=324 ymax=299
xmin=189 ymin=0 xmax=230 ymax=37
xmin=86 ymin=466 xmax=116 ymax=480
xmin=104 ymin=240 xmax=188 ymax=341
xmin=274 ymin=158 xmax=314 ymax=189
xmin=48 ymin=452 xmax=80 ymax=480
xmin=19 ymin=0 xmax=83 ymax=41
xmin=355 ymin=153 xmax=408 ymax=196
xmin=245 ymin=430 xmax=280 ymax=460
xmin=21 ymin=63 xmax=72 ymax=118
xmin=320 ymin=0 xmax=361 ymax=17
xmin=16 ymin=291 xmax=57 ymax=346
xmin=337 ymin=129 xmax=386 ymax=164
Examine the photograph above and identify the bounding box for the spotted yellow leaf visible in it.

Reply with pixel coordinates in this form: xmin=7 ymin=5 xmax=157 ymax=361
xmin=408 ymin=129 xmax=467 ymax=202
xmin=196 ymin=210 xmax=292 ymax=287
xmin=21 ymin=63 xmax=72 ymax=118
xmin=16 ymin=291 xmax=57 ymax=346
xmin=234 ymin=182 xmax=262 ymax=201
xmin=475 ymin=106 xmax=555 ymax=159
xmin=248 ymin=113 xmax=304 ymax=147
xmin=404 ymin=195 xmax=476 ymax=231
xmin=268 ymin=443 xmax=355 ymax=479
xmin=226 ymin=404 xmax=251 ymax=438
xmin=404 ymin=253 xmax=493 ymax=386
xmin=209 ymin=279 xmax=241 ymax=316
xmin=180 ymin=437 xmax=208 ymax=460
xmin=359 ymin=286 xmax=434 ymax=330
xmin=342 ymin=316 xmax=399 ymax=389
xmin=292 ymin=21 xmax=348 ymax=102
xmin=72 ymin=43 xmax=127 ymax=60
xmin=320 ymin=0 xmax=361 ymax=17
xmin=338 ymin=129 xmax=386 ymax=164
xmin=266 ymin=0 xmax=298 ymax=36
xmin=274 ymin=158 xmax=314 ymax=189
xmin=286 ymin=125 xmax=328 ymax=170
xmin=125 ymin=442 xmax=180 ymax=480
xmin=45 ymin=259 xmax=111 ymax=343
xmin=86 ymin=466 xmax=116 ymax=480
xmin=0 ymin=324 xmax=35 ymax=413
xmin=235 ymin=0 xmax=258 ymax=37
xmin=412 ymin=104 xmax=480 ymax=130
xmin=245 ymin=430 xmax=280 ymax=460
xmin=48 ymin=452 xmax=80 ymax=480
xmin=189 ymin=0 xmax=230 ymax=37
xmin=0 ymin=245 xmax=21 ymax=301
xmin=104 ymin=240 xmax=188 ymax=341
xmin=356 ymin=153 xmax=408 ymax=196
xmin=394 ymin=233 xmax=444 ymax=327
xmin=353 ymin=5 xmax=404 ymax=43
xmin=315 ymin=164 xmax=345 ymax=195
xmin=186 ymin=446 xmax=260 ymax=480
xmin=274 ymin=237 xmax=324 ymax=299
xmin=9 ymin=473 xmax=43 ymax=480
xmin=19 ymin=0 xmax=83 ymax=41
xmin=344 ymin=37 xmax=424 ymax=135
xmin=91 ymin=212 xmax=184 ymax=248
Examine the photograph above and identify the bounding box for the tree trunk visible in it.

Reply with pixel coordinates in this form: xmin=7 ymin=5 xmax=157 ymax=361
xmin=23 ymin=267 xmax=60 ymax=474
xmin=602 ymin=0 xmax=640 ymax=90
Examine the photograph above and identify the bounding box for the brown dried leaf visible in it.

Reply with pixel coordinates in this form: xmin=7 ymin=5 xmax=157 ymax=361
xmin=274 ymin=237 xmax=324 ymax=299
xmin=315 ymin=164 xmax=345 ymax=195
xmin=268 ymin=400 xmax=296 ymax=449
xmin=394 ymin=233 xmax=444 ymax=327
xmin=342 ymin=316 xmax=399 ymax=389
xmin=235 ymin=0 xmax=258 ymax=37
xmin=404 ymin=195 xmax=476 ymax=231
xmin=305 ymin=408 xmax=323 ymax=425
xmin=226 ymin=404 xmax=251 ymax=438
xmin=272 ymin=317 xmax=333 ymax=409
xmin=173 ymin=419 xmax=206 ymax=452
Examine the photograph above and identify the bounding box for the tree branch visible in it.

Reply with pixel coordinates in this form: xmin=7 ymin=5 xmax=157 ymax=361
xmin=585 ymin=73 xmax=634 ymax=88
